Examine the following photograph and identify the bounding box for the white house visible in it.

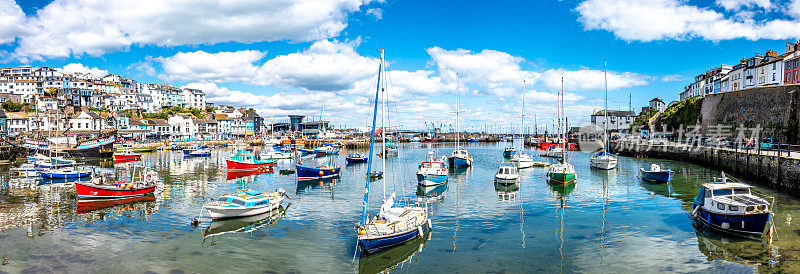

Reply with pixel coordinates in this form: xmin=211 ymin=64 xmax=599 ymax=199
xmin=168 ymin=113 xmax=197 ymax=140
xmin=36 ymin=97 xmax=59 ymax=111
xmin=69 ymin=111 xmax=110 ymax=131
xmin=728 ymin=63 xmax=745 ymax=92
xmin=590 ymin=110 xmax=637 ymax=131
xmin=183 ymin=88 xmax=206 ymax=110
xmin=649 ymin=98 xmax=665 ymax=113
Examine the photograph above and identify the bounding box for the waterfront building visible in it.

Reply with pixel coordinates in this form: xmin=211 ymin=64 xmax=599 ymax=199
xmin=719 ymin=74 xmax=730 ymax=93
xmin=728 ymin=62 xmax=745 ymax=91
xmin=0 ymin=93 xmax=22 ymax=104
xmin=787 ymin=55 xmax=800 ymax=85
xmin=649 ymin=98 xmax=665 ymax=113
xmin=69 ymin=111 xmax=111 ymax=131
xmin=590 ymin=110 xmax=637 ymax=131
xmin=756 ymin=50 xmax=784 ymax=87
xmin=168 ymin=113 xmax=198 ymax=141
xmin=743 ymin=53 xmax=765 ymax=89
xmin=214 ymin=114 xmax=232 ymax=138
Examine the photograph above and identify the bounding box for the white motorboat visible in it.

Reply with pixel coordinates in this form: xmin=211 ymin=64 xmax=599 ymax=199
xmin=495 ymin=162 xmax=519 ymax=183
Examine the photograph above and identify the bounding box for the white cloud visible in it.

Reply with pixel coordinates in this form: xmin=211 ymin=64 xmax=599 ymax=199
xmin=59 ymin=63 xmax=109 ymax=77
xmin=366 ymin=8 xmax=383 ymax=19
xmin=791 ymin=0 xmax=800 ymax=18
xmin=256 ymin=39 xmax=377 ymax=91
xmin=159 ymin=50 xmax=265 ymax=83
xmin=576 ymin=0 xmax=800 ymax=42
xmin=541 ymin=69 xmax=649 ymax=91
xmin=13 ymin=0 xmax=371 ymax=61
xmin=716 ymin=0 xmax=771 ymax=11
xmin=0 ymin=0 xmax=24 ymax=44
xmin=426 ymin=47 xmax=538 ymax=97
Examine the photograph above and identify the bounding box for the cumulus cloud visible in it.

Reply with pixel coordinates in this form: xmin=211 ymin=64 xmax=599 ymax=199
xmin=0 ymin=0 xmax=24 ymax=44
xmin=256 ymin=39 xmax=377 ymax=91
xmin=12 ymin=0 xmax=371 ymax=61
xmin=716 ymin=0 xmax=771 ymax=11
xmin=541 ymin=69 xmax=649 ymax=91
xmin=792 ymin=0 xmax=800 ymax=18
xmin=159 ymin=50 xmax=265 ymax=83
xmin=59 ymin=63 xmax=109 ymax=77
xmin=576 ymin=0 xmax=800 ymax=42
xmin=426 ymin=47 xmax=538 ymax=97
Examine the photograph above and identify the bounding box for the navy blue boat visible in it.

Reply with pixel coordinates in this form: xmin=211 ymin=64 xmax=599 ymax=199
xmin=503 ymin=147 xmax=516 ymax=158
xmin=295 ymin=165 xmax=340 ymax=181
xmin=640 ymin=164 xmax=674 ymax=183
xmin=346 ymin=153 xmax=368 ymax=163
xmin=691 ymin=174 xmax=773 ymax=236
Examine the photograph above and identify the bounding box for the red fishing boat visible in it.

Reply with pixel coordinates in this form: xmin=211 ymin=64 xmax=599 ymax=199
xmin=113 ymin=149 xmax=141 ymax=161
xmin=226 ymin=149 xmax=274 ymax=171
xmin=75 ymin=167 xmax=158 ymax=199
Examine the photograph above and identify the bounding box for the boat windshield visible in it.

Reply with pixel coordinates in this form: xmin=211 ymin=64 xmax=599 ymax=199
xmin=733 ymin=188 xmax=750 ymax=195
xmin=712 ymin=189 xmax=733 ymax=196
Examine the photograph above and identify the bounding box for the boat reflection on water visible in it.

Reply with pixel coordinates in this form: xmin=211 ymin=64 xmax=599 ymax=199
xmin=641 ymin=180 xmax=674 ymax=198
xmin=693 ymin=222 xmax=772 ymax=267
xmin=495 ymin=181 xmax=519 ymax=202
xmin=416 ymin=183 xmax=448 ymax=204
xmin=202 ymin=205 xmax=287 ymax=247
xmin=226 ymin=169 xmax=272 ymax=181
xmin=550 ymin=181 xmax=574 ymax=273
xmin=358 ymin=227 xmax=431 ymax=274
xmin=296 ymin=177 xmax=338 ymax=197
xmin=38 ymin=176 xmax=93 ymax=185
xmin=76 ymin=195 xmax=156 ymax=213
xmin=75 ymin=195 xmax=159 ymax=221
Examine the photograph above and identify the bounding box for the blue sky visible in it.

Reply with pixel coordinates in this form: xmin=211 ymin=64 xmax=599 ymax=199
xmin=1 ymin=0 xmax=799 ymax=132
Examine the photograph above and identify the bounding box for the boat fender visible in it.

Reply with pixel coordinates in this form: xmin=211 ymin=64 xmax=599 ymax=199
xmin=721 ymin=222 xmax=730 ymax=229
xmin=319 ymin=171 xmax=325 ymax=176
xmin=691 ymin=206 xmax=699 ymax=218
xmin=427 ymin=218 xmax=432 ymax=229
xmin=190 ymin=218 xmax=199 ymax=228
xmin=417 ymin=225 xmax=424 ymax=237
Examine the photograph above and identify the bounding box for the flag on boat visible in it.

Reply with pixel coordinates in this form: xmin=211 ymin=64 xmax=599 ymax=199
xmin=374 ymin=127 xmax=382 ymax=136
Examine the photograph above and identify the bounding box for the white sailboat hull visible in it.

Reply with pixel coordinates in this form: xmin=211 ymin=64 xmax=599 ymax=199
xmin=590 ymin=155 xmax=618 ymax=170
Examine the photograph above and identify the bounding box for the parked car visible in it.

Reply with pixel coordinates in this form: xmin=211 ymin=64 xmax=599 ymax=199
xmin=760 ymin=138 xmax=778 ymax=149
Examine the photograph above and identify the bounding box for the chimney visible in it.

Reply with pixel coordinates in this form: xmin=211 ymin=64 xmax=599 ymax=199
xmin=788 ymin=42 xmax=798 ymax=54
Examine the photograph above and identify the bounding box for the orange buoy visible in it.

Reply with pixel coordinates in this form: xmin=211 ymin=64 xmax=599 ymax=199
xmin=319 ymin=170 xmax=324 ymax=176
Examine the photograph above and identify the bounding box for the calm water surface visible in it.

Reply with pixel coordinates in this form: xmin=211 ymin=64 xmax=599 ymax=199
xmin=1 ymin=142 xmax=799 ymax=273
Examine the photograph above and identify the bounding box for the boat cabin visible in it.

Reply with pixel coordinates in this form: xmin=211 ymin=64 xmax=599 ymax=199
xmin=217 ymin=190 xmax=270 ymax=207
xmin=452 ymin=149 xmax=469 ymax=157
xmin=420 ymin=161 xmax=445 ymax=170
xmin=497 ymin=163 xmax=518 ymax=176
xmin=695 ymin=182 xmax=770 ymax=215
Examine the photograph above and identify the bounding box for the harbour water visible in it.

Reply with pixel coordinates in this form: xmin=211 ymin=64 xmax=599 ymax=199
xmin=1 ymin=142 xmax=798 ymax=273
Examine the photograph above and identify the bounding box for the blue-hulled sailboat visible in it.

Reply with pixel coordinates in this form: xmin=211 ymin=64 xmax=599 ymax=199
xmin=357 ymin=49 xmax=430 ymax=254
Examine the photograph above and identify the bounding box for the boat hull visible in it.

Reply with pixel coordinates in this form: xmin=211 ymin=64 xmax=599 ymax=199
xmin=548 ymin=172 xmax=576 ymax=185
xmin=359 ymin=225 xmax=425 ymax=253
xmin=76 ymin=195 xmax=155 ymax=213
xmin=226 ymin=159 xmax=273 ymax=171
xmin=113 ymin=154 xmax=141 ymax=161
xmin=346 ymin=156 xmax=368 ymax=163
xmin=38 ymin=171 xmax=92 ymax=179
xmin=75 ymin=182 xmax=156 ymax=199
xmin=416 ymin=173 xmax=448 ymax=186
xmin=641 ymin=170 xmax=674 ymax=183
xmin=590 ymin=157 xmax=618 ymax=170
xmin=447 ymin=156 xmax=472 ymax=167
xmin=692 ymin=205 xmax=770 ymax=236
xmin=296 ymin=165 xmax=341 ymax=180
xmin=204 ymin=201 xmax=281 ymax=219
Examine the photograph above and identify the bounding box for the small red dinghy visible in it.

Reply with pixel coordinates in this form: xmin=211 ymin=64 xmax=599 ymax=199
xmin=113 ymin=149 xmax=141 ymax=161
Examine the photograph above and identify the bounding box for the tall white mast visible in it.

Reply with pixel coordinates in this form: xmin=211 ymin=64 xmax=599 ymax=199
xmin=455 ymin=73 xmax=460 ymax=150
xmin=521 ymin=80 xmax=525 ymax=150
xmin=380 ymin=49 xmax=387 ymax=199
xmin=561 ymin=76 xmax=566 ymax=160
xmin=604 ymin=60 xmax=609 ymax=152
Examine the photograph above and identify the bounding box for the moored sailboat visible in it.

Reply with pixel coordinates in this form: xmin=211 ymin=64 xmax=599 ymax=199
xmin=357 ymin=49 xmax=430 ymax=254
xmin=590 ymin=60 xmax=619 ymax=170
xmin=448 ymin=73 xmax=473 ymax=168
xmin=547 ymin=77 xmax=577 ymax=185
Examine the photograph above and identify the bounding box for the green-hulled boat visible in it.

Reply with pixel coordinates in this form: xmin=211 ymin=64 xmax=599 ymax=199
xmin=547 ymin=76 xmax=576 ymax=186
